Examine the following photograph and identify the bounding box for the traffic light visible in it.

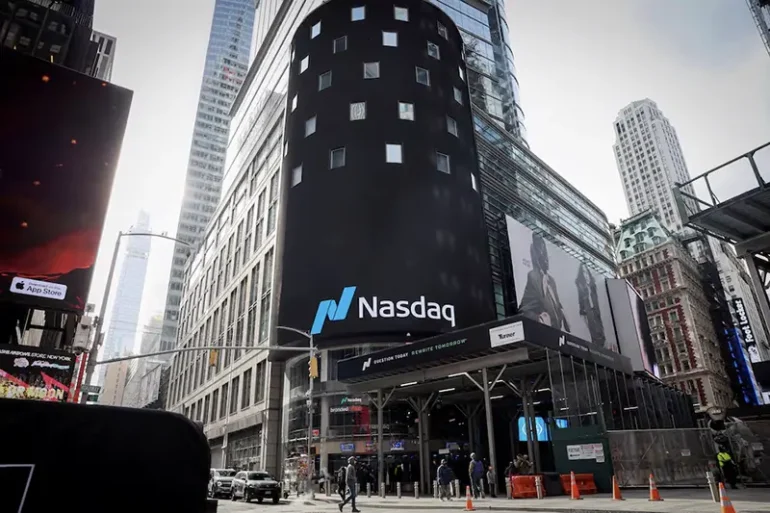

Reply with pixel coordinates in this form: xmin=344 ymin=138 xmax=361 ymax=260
xmin=309 ymin=356 xmax=319 ymax=379
xmin=209 ymin=350 xmax=218 ymax=367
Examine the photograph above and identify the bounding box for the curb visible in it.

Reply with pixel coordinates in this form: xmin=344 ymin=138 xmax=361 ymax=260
xmin=306 ymin=496 xmax=709 ymax=513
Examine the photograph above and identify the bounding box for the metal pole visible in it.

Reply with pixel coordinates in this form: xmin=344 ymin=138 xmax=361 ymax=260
xmin=522 ymin=380 xmax=534 ymax=465
xmin=81 ymin=231 xmax=122 ymax=399
xmin=307 ymin=334 xmax=315 ymax=499
xmin=482 ymin=368 xmax=498 ymax=486
xmin=417 ymin=397 xmax=425 ymax=495
xmin=377 ymin=389 xmax=385 ymax=488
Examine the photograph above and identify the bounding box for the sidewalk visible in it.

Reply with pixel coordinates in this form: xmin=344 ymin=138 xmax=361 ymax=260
xmin=309 ymin=488 xmax=770 ymax=513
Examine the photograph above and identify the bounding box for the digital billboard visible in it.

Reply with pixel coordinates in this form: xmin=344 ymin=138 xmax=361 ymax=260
xmin=732 ymin=298 xmax=760 ymax=363
xmin=0 ymin=344 xmax=76 ymax=402
xmin=0 ymin=49 xmax=133 ymax=313
xmin=506 ymin=216 xmax=618 ymax=351
xmin=607 ymin=278 xmax=658 ymax=377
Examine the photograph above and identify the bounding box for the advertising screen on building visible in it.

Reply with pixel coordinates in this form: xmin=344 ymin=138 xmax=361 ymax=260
xmin=0 ymin=344 xmax=76 ymax=402
xmin=506 ymin=216 xmax=618 ymax=351
xmin=0 ymin=49 xmax=133 ymax=313
xmin=607 ymin=278 xmax=658 ymax=376
xmin=732 ymin=298 xmax=760 ymax=363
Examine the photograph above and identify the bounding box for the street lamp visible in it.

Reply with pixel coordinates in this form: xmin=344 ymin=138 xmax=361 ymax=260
xmin=276 ymin=325 xmax=316 ymax=499
xmin=81 ymin=230 xmax=192 ymax=399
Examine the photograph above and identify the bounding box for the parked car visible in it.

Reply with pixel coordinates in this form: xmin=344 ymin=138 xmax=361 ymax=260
xmin=208 ymin=468 xmax=236 ymax=498
xmin=231 ymin=470 xmax=281 ymax=504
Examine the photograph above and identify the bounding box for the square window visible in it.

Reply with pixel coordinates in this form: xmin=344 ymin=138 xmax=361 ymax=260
xmin=398 ymin=102 xmax=414 ymax=120
xmin=383 ymin=31 xmax=398 ymax=47
xmin=459 ymin=66 xmax=464 ymax=81
xmin=291 ymin=165 xmax=302 ymax=187
xmin=300 ymin=56 xmax=309 ymax=73
xmin=415 ymin=67 xmax=430 ymax=86
xmin=291 ymin=94 xmax=297 ymax=111
xmin=350 ymin=101 xmax=366 ymax=120
xmin=437 ymin=152 xmax=450 ymax=173
xmin=394 ymin=6 xmax=408 ymax=21
xmin=471 ymin=173 xmax=478 ymax=191
xmin=438 ymin=21 xmax=448 ymax=39
xmin=330 ymin=147 xmax=346 ymax=169
xmin=351 ymin=6 xmax=365 ymax=21
xmin=386 ymin=143 xmax=403 ymax=164
xmin=333 ymin=35 xmax=347 ymax=53
xmin=311 ymin=21 xmax=321 ymax=39
xmin=427 ymin=42 xmax=440 ymax=59
xmin=305 ymin=116 xmax=316 ymax=137
xmin=453 ymin=87 xmax=462 ymax=104
xmin=363 ymin=61 xmax=380 ymax=79
xmin=447 ymin=116 xmax=458 ymax=136
xmin=318 ymin=71 xmax=332 ymax=90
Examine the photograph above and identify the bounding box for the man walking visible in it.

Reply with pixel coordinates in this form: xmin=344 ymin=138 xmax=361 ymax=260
xmin=339 ymin=457 xmax=361 ymax=512
xmin=486 ymin=465 xmax=496 ymax=498
xmin=468 ymin=453 xmax=484 ymax=499
xmin=337 ymin=465 xmax=347 ymax=501
xmin=437 ymin=459 xmax=453 ymax=501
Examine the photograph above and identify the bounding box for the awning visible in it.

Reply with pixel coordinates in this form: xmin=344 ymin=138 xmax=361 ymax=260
xmin=337 ymin=315 xmax=632 ymax=385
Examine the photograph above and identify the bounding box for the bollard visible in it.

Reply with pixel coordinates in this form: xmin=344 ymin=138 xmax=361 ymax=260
xmin=414 ymin=481 xmax=420 ymax=499
xmin=535 ymin=475 xmax=544 ymax=500
xmin=433 ymin=480 xmax=438 ymax=499
xmin=506 ymin=479 xmax=512 ymax=499
xmin=356 ymin=483 xmax=360 ymax=495
xmin=454 ymin=479 xmax=461 ymax=499
xmin=706 ymin=471 xmax=719 ymax=503
xmin=326 ymin=481 xmax=331 ymax=497
xmin=380 ymin=482 xmax=386 ymax=499
xmin=367 ymin=482 xmax=372 ymax=498
xmin=397 ymin=481 xmax=402 ymax=499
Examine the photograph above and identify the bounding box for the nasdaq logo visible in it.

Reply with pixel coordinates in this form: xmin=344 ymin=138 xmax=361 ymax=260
xmin=310 ymin=286 xmax=357 ymax=335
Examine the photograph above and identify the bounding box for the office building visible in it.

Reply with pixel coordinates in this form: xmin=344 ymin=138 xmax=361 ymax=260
xmin=159 ymin=0 xmax=256 ymax=355
xmin=89 ymin=30 xmax=115 ymax=80
xmin=122 ymin=314 xmax=163 ymax=408
xmin=615 ymin=212 xmax=733 ymax=409
xmin=747 ymin=0 xmax=770 ymax=57
xmin=98 ymin=211 xmax=151 ymax=388
xmin=0 ymin=0 xmax=104 ymax=75
xmin=100 ymin=359 xmax=130 ymax=407
xmin=166 ymin=0 xmax=617 ymax=474
xmin=612 ymin=99 xmax=768 ymax=404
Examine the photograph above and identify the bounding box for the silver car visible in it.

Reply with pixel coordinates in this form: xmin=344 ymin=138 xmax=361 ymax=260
xmin=208 ymin=468 xmax=236 ymax=498
xmin=231 ymin=470 xmax=281 ymax=504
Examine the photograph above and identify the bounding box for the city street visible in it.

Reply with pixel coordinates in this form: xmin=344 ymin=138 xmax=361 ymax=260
xmin=214 ymin=487 xmax=770 ymax=513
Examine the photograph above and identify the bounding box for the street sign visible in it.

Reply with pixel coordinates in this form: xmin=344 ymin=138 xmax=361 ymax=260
xmin=81 ymin=385 xmax=101 ymax=395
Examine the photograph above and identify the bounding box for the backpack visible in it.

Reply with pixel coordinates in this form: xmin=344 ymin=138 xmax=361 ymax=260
xmin=337 ymin=467 xmax=346 ymax=483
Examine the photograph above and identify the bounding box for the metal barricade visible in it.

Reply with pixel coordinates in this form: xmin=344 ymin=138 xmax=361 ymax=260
xmin=608 ymin=428 xmax=717 ymax=487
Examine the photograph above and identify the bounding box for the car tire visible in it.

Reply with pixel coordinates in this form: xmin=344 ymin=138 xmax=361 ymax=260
xmin=244 ymin=491 xmax=251 ymax=503
xmin=257 ymin=497 xmax=264 ymax=504
xmin=272 ymin=496 xmax=280 ymax=504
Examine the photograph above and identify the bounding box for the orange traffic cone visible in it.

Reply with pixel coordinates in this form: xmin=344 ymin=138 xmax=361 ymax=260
xmin=648 ymin=473 xmax=663 ymax=501
xmin=570 ymin=471 xmax=582 ymax=500
xmin=464 ymin=485 xmax=476 ymax=511
xmin=612 ymin=475 xmax=624 ymax=501
xmin=718 ymin=482 xmax=737 ymax=513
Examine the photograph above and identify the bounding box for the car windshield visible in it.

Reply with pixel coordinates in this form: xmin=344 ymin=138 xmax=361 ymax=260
xmin=217 ymin=470 xmax=236 ymax=477
xmin=248 ymin=472 xmax=271 ymax=480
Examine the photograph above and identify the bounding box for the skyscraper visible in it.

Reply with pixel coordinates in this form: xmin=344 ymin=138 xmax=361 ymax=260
xmin=98 ymin=211 xmax=151 ymax=390
xmin=747 ymin=0 xmax=770 ymax=57
xmin=165 ymin=0 xmax=617 ymax=474
xmin=90 ymin=30 xmax=116 ymax=81
xmin=613 ymin=99 xmax=768 ymax=405
xmin=160 ymin=0 xmax=255 ymax=353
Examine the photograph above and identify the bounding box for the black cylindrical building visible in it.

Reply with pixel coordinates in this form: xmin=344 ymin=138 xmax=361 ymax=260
xmin=278 ymin=0 xmax=495 ymax=345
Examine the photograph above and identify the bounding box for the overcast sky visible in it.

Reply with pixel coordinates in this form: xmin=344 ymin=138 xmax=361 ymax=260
xmin=86 ymin=0 xmax=770 ymax=346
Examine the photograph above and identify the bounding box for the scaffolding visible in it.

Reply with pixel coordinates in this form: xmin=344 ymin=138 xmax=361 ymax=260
xmin=747 ymin=0 xmax=770 ymax=58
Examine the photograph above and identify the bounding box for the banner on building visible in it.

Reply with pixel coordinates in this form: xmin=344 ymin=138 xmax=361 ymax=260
xmin=0 ymin=345 xmax=76 ymax=402
xmin=732 ymin=298 xmax=760 ymax=363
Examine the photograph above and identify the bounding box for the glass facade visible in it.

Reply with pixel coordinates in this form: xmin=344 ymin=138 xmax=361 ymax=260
xmin=161 ymin=0 xmax=255 ymax=353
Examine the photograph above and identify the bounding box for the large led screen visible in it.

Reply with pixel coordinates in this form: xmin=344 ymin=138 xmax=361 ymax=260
xmin=506 ymin=216 xmax=618 ymax=351
xmin=0 ymin=49 xmax=132 ymax=313
xmin=0 ymin=344 xmax=76 ymax=402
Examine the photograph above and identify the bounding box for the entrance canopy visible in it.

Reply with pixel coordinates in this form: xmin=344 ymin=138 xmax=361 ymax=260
xmin=337 ymin=315 xmax=632 ymax=390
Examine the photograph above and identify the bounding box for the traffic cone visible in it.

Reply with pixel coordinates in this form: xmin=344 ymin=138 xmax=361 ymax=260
xmin=612 ymin=475 xmax=624 ymax=501
xmin=464 ymin=485 xmax=476 ymax=511
xmin=648 ymin=473 xmax=663 ymax=501
xmin=570 ymin=471 xmax=582 ymax=500
xmin=718 ymin=482 xmax=737 ymax=513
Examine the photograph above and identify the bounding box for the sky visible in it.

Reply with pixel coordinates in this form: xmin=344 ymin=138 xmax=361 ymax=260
xmin=86 ymin=0 xmax=770 ymax=346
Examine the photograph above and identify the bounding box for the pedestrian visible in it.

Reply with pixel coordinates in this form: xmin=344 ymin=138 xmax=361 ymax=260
xmin=437 ymin=459 xmax=453 ymax=501
xmin=504 ymin=461 xmax=514 ymax=479
xmin=486 ymin=466 xmax=496 ymax=498
xmin=717 ymin=446 xmax=739 ymax=490
xmin=337 ymin=465 xmax=347 ymax=501
xmin=339 ymin=457 xmax=361 ymax=512
xmin=468 ymin=453 xmax=484 ymax=499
